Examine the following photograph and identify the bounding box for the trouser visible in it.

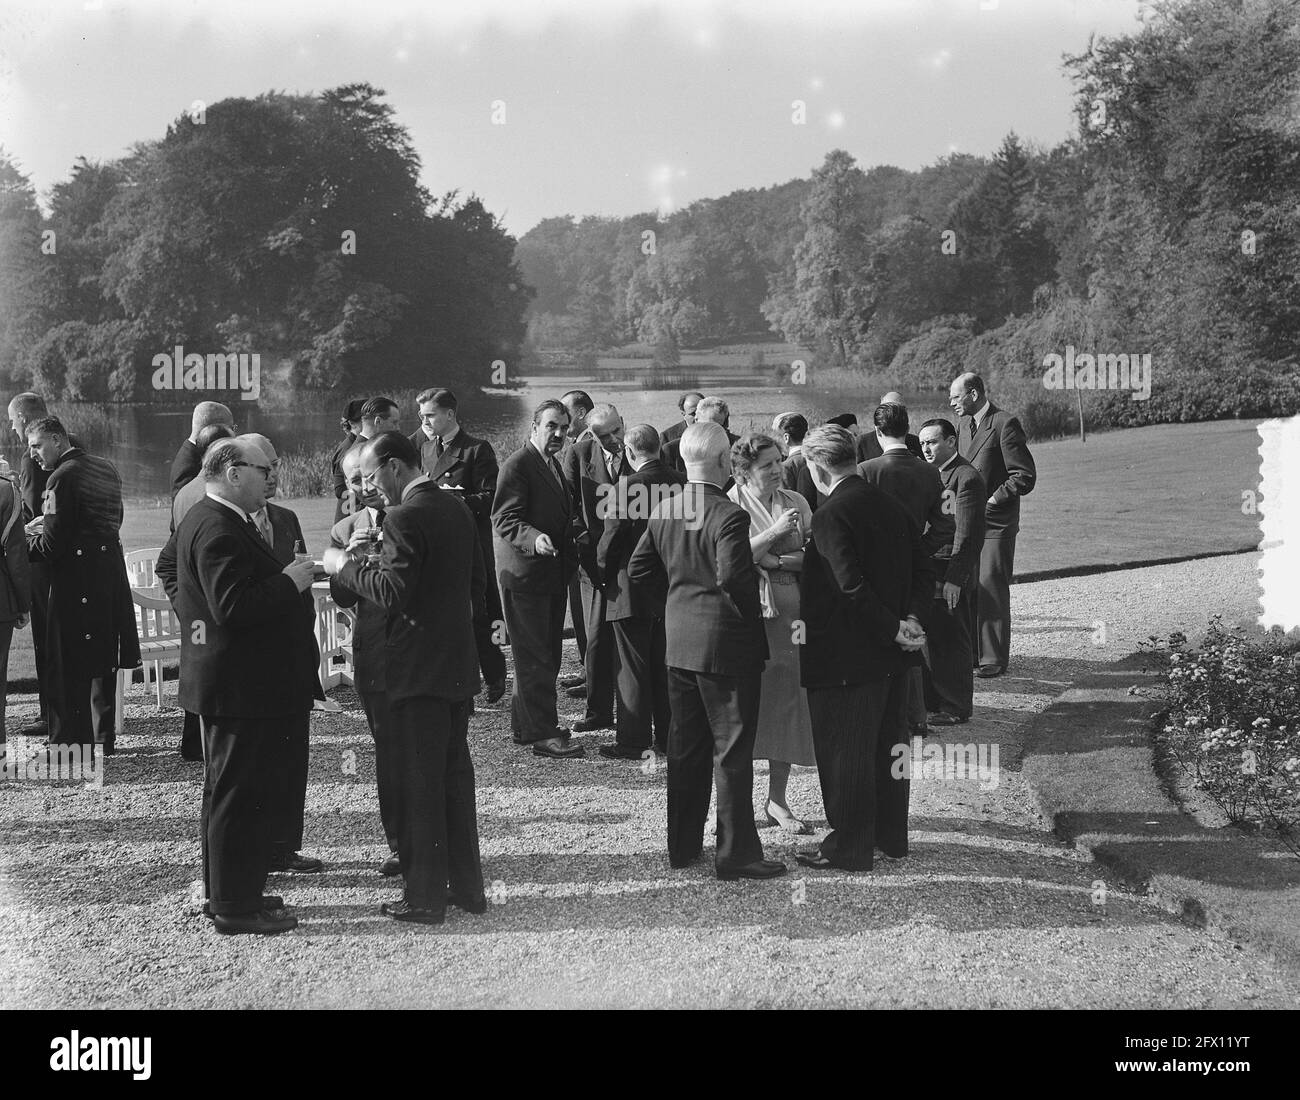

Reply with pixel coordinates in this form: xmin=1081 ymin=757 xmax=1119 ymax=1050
xmin=925 ymin=585 xmax=975 ymax=718
xmin=806 ymin=674 xmax=910 ymax=869
xmin=201 ymin=714 xmax=285 ymax=915
xmin=181 ymin=711 xmax=202 ymax=755
xmin=567 ymin=574 xmax=586 ymax=662
xmin=29 ymin=563 xmax=50 ymax=722
xmin=474 ymin=538 xmax=507 ymax=685
xmin=579 ymin=573 xmax=615 ymax=722
xmin=972 ymin=533 xmax=1016 ymax=669
xmin=391 ymin=696 xmax=483 ymax=912
xmin=0 ymin=620 xmax=13 ymax=740
xmin=360 ymin=689 xmax=400 ymax=852
xmin=611 ymin=616 xmax=670 ymax=753
xmin=267 ymin=711 xmax=311 ymax=860
xmin=501 ymin=587 xmax=566 ymax=742
xmin=905 ymin=665 xmax=926 ymax=728
xmin=665 ymin=667 xmax=764 ymax=870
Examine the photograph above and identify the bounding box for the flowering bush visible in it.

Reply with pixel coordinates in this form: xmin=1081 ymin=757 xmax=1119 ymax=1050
xmin=1145 ymin=617 xmax=1300 ymax=858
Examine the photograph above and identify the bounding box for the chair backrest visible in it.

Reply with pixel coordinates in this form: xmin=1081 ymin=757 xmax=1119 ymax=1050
xmin=125 ymin=547 xmax=164 ymax=590
xmin=133 ymin=589 xmax=182 ymax=643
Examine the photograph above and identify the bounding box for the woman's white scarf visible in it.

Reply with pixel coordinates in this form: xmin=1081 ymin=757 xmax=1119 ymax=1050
xmin=729 ymin=482 xmax=785 ymax=619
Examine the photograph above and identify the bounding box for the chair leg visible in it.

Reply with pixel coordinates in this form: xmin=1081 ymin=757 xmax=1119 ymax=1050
xmin=153 ymin=661 xmax=164 ymax=708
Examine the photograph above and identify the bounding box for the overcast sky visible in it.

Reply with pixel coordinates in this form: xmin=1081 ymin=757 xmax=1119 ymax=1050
xmin=1 ymin=0 xmax=1144 ymax=236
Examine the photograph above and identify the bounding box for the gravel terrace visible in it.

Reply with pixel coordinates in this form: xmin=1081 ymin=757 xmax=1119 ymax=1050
xmin=2 ymin=551 xmax=1295 ymax=1009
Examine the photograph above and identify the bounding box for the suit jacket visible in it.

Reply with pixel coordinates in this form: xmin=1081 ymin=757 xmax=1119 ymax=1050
xmin=628 ymin=481 xmax=767 ymax=676
xmin=170 ymin=439 xmax=202 ymax=497
xmin=958 ymin=403 xmax=1036 ymax=534
xmin=335 ymin=481 xmax=484 ymax=704
xmin=780 ymin=450 xmax=819 ymax=512
xmin=329 ymin=509 xmax=386 ymax=694
xmin=932 ymin=454 xmax=987 ymax=589
xmin=491 ymin=443 xmax=577 ymax=593
xmin=261 ymin=501 xmax=306 ymax=566
xmin=20 ymin=434 xmax=82 ymax=532
xmin=27 ymin=448 xmax=140 ymax=679
xmin=157 ymin=495 xmax=317 ymax=717
xmin=596 ymin=458 xmax=685 ymax=621
xmin=856 ymin=450 xmax=954 ymax=559
xmin=662 ymin=429 xmax=740 ymax=475
xmin=172 ymin=475 xmax=207 ymax=532
xmin=857 ymin=432 xmax=923 ymax=463
xmin=422 ymin=428 xmax=499 ymax=539
xmin=799 ymin=475 xmax=933 ymax=689
xmin=659 ymin=419 xmax=688 ymax=447
xmin=331 ymin=432 xmax=357 ymax=506
xmin=0 ymin=478 xmax=31 ymax=622
xmin=563 ymin=436 xmax=630 ymax=581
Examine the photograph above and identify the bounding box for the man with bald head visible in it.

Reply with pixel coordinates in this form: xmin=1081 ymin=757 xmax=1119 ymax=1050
xmin=856 ymin=392 xmax=923 ymax=462
xmin=156 ymin=437 xmax=319 ymax=934
xmin=562 ymin=401 xmax=628 ymax=731
xmin=660 ymin=391 xmax=703 ymax=448
xmin=172 ymin=402 xmax=235 ymax=496
xmin=663 ymin=397 xmax=739 ymax=491
xmin=629 ymin=422 xmax=784 ymax=881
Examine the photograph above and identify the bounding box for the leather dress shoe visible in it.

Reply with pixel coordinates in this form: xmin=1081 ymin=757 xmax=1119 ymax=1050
xmin=565 ymin=684 xmax=588 ymax=699
xmin=573 ymin=716 xmax=612 ymax=733
xmin=212 ymin=909 xmax=298 ymax=935
xmin=204 ymin=895 xmax=283 ymax=916
xmin=927 ymin=711 xmax=969 ymax=726
xmin=598 ymin=743 xmax=647 ymax=760
xmin=717 ymin=860 xmax=787 ymax=881
xmin=381 ymin=899 xmax=444 ymax=925
xmin=976 ymin=665 xmax=1005 ymax=678
xmin=796 ymin=850 xmax=871 ymax=872
xmin=533 ymin=737 xmax=584 ymax=758
xmin=559 ymin=674 xmax=585 ymax=689
xmin=269 ymin=851 xmax=324 ymax=873
xmin=447 ymin=891 xmax=488 ymax=915
xmin=874 ymin=847 xmax=907 ymax=863
xmin=484 ymin=679 xmax=507 ymax=704
xmin=179 ymin=744 xmax=203 ymax=761
xmin=379 ymin=854 xmax=401 ymax=876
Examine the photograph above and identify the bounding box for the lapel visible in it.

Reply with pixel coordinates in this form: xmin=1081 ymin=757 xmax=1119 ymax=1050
xmin=527 ymin=443 xmax=569 ymax=512
xmin=205 ymin=497 xmax=282 ymax=567
xmin=966 ymin=404 xmax=998 ymax=462
xmin=431 ymin=433 xmax=467 ymax=481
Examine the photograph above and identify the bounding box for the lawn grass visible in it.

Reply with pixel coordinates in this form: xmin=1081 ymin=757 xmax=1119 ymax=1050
xmin=4 ymin=417 xmax=1269 ymax=683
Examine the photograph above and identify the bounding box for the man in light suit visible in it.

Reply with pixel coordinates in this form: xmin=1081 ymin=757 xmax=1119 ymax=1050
xmin=796 ymin=425 xmax=933 ymax=872
xmin=329 ymin=443 xmax=400 ymax=874
xmin=596 ymin=424 xmax=685 ymax=759
xmin=414 ymin=388 xmax=506 ymax=702
xmin=949 ymin=373 xmax=1036 ymax=677
xmin=156 ymin=439 xmax=318 ymax=935
xmin=563 ymin=402 xmax=629 ymax=733
xmin=492 ymin=400 xmax=583 ymax=759
xmin=325 ymin=431 xmax=487 ymax=925
xmin=628 ymin=422 xmax=785 ymax=882
xmin=918 ymin=418 xmax=986 ymax=726
xmin=659 ymin=391 xmax=703 ymax=448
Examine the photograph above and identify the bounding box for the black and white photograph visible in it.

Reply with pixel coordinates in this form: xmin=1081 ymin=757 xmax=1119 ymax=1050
xmin=0 ymin=0 xmax=1297 ymax=1054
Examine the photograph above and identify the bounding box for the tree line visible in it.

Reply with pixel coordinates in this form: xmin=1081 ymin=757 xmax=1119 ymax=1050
xmin=515 ymin=0 xmax=1299 ymax=428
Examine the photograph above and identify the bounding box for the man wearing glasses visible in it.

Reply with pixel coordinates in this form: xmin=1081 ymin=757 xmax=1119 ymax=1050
xmin=157 ymin=439 xmax=318 ymax=935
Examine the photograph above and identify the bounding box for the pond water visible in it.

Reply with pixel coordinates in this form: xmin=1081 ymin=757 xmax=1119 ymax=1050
xmin=4 ymin=375 xmax=953 ymax=499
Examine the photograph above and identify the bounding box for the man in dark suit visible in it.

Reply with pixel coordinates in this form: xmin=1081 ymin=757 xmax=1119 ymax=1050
xmin=492 ymin=399 xmax=583 ymax=759
xmin=855 ymin=392 xmax=924 ymax=462
xmin=170 ymin=401 xmax=235 ymax=496
xmin=796 ymin=425 xmax=932 ymax=872
xmin=918 ymin=418 xmax=987 ymax=726
xmin=949 ymin=373 xmax=1037 ymax=677
xmin=628 ymin=422 xmax=785 ymax=882
xmin=662 ymin=397 xmax=739 ymax=494
xmin=557 ymin=390 xmax=594 ymax=681
xmin=23 ymin=418 xmax=140 ymax=752
xmin=659 ymin=391 xmax=703 ymax=448
xmin=8 ymin=392 xmax=112 ymax=742
xmin=415 ymin=388 xmax=506 ymax=702
xmin=595 ymin=424 xmax=684 ymax=760
xmin=332 ymin=399 xmax=365 ymax=524
xmin=156 ymin=438 xmax=318 ymax=935
xmin=773 ymin=411 xmax=820 ymax=512
xmin=563 ymin=402 xmax=629 ymax=733
xmin=329 ymin=442 xmax=400 ymax=874
xmin=325 ymin=431 xmax=487 ymax=925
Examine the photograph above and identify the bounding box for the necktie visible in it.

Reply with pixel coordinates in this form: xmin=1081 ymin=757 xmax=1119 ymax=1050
xmin=254 ymin=510 xmax=273 ymax=545
xmin=434 ymin=437 xmax=444 ymax=460
xmin=549 ymin=457 xmax=565 ymax=490
xmin=374 ymin=508 xmax=386 ymax=528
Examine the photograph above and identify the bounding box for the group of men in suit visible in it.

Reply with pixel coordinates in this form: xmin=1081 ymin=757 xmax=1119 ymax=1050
xmin=2 ymin=393 xmax=137 ymax=758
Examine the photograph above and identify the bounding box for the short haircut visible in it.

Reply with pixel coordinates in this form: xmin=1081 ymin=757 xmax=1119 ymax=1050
xmin=26 ymin=415 xmax=67 ymax=440
xmin=533 ymin=398 xmax=569 ymax=426
xmin=624 ymin=424 xmax=660 ymax=457
xmin=417 ymin=387 xmax=457 ymax=410
xmin=202 ymin=439 xmax=245 ymax=480
xmin=731 ymin=432 xmax=783 ymax=479
xmin=191 ymin=401 xmax=233 ymax=435
xmin=341 ymin=398 xmax=366 ymax=427
xmin=873 ymin=403 xmax=909 ymax=438
xmin=340 ymin=439 xmax=369 ymax=469
xmin=919 ymin=417 xmax=957 ymax=441
xmin=695 ymin=396 xmax=729 ymax=425
xmin=954 ymin=371 xmax=985 ymax=398
xmin=679 ymin=421 xmax=729 ymax=466
xmin=826 ymin=412 xmax=857 ymax=430
xmin=802 ymin=425 xmax=857 ymax=472
xmin=774 ymin=412 xmax=808 ymax=443
xmin=7 ymin=392 xmax=47 ymax=423
xmin=364 ymin=429 xmax=420 ymax=470
xmin=587 ymin=402 xmax=620 ymax=429
xmin=195 ymin=423 xmax=236 ymax=458
xmin=361 ymin=396 xmax=399 ymax=421
xmin=677 ymin=391 xmax=705 ymax=411
xmin=561 ymin=390 xmax=594 ymax=415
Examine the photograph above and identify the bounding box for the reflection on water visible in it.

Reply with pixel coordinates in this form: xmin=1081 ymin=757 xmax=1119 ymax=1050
xmin=2 ymin=377 xmax=949 ymax=499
